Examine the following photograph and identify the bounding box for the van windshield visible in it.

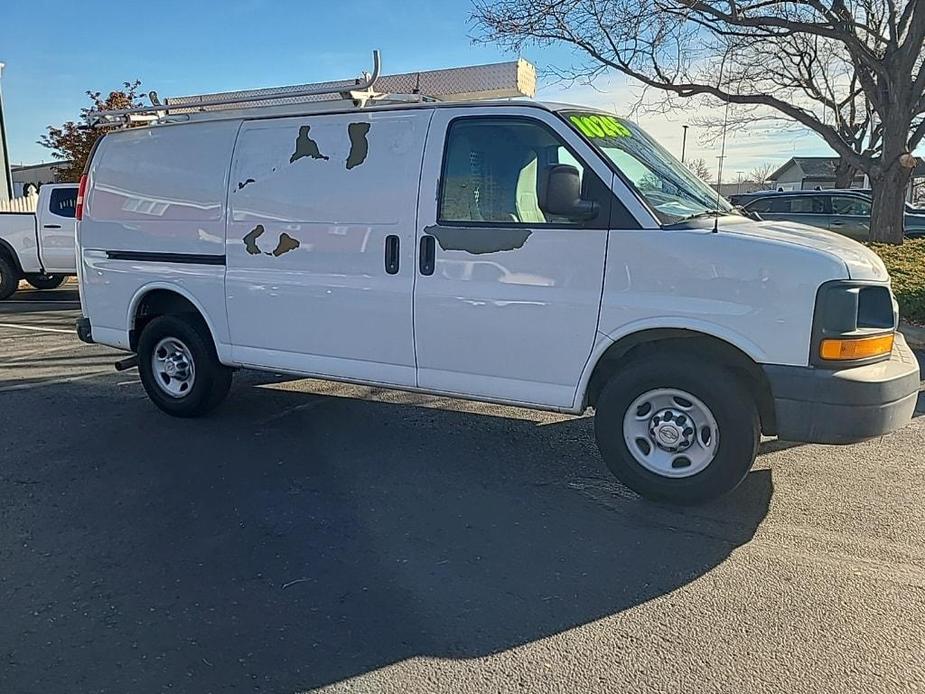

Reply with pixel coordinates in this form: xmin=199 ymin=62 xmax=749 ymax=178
xmin=563 ymin=111 xmax=733 ymax=224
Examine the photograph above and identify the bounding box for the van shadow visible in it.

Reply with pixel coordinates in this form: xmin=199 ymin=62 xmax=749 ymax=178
xmin=1 ymin=376 xmax=773 ymax=693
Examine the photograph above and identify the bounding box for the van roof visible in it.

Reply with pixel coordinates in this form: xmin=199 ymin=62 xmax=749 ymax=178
xmin=183 ymin=97 xmax=602 ymax=117
xmin=93 ymin=98 xmax=612 ymax=134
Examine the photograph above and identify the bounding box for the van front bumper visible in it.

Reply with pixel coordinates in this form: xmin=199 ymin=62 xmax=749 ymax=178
xmin=763 ymin=334 xmax=920 ymax=444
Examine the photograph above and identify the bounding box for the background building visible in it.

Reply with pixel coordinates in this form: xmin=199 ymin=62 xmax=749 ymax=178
xmin=10 ymin=161 xmax=69 ymax=196
xmin=769 ymin=157 xmax=866 ymax=190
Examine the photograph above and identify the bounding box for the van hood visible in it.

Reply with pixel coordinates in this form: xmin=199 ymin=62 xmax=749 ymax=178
xmin=718 ymin=218 xmax=888 ymax=281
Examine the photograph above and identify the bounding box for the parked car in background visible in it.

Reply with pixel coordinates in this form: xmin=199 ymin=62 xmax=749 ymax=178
xmin=0 ymin=183 xmax=78 ymax=299
xmin=729 ymin=189 xmax=925 ymax=240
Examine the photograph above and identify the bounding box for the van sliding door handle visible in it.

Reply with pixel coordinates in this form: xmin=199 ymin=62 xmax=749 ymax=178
xmin=419 ymin=235 xmax=435 ymax=276
xmin=43 ymin=224 xmax=62 ymax=229
xmin=384 ymin=235 xmax=400 ymax=274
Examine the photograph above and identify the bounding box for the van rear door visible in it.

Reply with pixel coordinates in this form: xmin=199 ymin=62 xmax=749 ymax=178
xmin=225 ymin=110 xmax=432 ymax=386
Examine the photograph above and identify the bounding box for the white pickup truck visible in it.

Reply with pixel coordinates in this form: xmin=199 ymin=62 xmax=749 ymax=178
xmin=0 ymin=183 xmax=78 ymax=299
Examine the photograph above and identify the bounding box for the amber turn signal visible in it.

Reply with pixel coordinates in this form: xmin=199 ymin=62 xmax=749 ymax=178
xmin=819 ymin=334 xmax=894 ymax=361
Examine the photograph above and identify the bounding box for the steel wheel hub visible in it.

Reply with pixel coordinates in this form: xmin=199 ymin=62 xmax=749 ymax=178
xmin=648 ymin=407 xmax=695 ymax=452
xmin=152 ymin=337 xmax=196 ymax=398
xmin=623 ymin=388 xmax=720 ymax=478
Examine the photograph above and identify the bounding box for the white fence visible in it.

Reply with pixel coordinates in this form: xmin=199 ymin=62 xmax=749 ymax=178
xmin=0 ymin=193 xmax=38 ymax=214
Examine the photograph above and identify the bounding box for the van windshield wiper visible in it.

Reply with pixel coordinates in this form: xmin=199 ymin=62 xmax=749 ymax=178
xmin=665 ymin=209 xmax=726 ymax=226
xmin=684 ymin=209 xmax=725 ymax=220
xmin=669 ymin=207 xmax=759 ymax=225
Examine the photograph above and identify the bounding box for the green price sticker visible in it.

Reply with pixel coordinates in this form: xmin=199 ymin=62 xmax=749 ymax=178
xmin=569 ymin=114 xmax=632 ymax=139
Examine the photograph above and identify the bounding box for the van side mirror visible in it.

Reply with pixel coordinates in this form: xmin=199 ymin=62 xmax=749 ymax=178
xmin=540 ymin=164 xmax=599 ymax=221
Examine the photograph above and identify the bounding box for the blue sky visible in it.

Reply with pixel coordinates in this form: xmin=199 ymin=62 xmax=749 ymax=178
xmin=0 ymin=0 xmax=831 ymax=177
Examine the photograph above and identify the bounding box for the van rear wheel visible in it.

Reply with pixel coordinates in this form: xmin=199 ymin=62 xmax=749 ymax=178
xmin=594 ymin=353 xmax=759 ymax=504
xmin=137 ymin=315 xmax=232 ymax=417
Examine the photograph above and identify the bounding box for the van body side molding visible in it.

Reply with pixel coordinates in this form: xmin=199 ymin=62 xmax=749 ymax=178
xmin=105 ymin=250 xmax=226 ymax=266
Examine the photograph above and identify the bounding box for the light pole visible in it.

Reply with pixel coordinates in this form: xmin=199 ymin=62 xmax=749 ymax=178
xmin=0 ymin=62 xmax=12 ymax=203
xmin=681 ymin=125 xmax=689 ymax=163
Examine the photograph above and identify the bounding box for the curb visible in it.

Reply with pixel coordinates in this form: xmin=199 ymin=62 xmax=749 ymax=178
xmin=899 ymin=322 xmax=925 ymax=350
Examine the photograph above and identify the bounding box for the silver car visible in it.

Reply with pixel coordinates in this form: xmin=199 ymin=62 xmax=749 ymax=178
xmin=732 ymin=190 xmax=925 ymax=240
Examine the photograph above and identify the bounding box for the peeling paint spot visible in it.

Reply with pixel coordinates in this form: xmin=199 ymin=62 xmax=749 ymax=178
xmin=243 ymin=225 xmax=265 ymax=255
xmin=346 ymin=122 xmax=371 ymax=170
xmin=425 ymin=225 xmax=532 ymax=255
xmin=290 ymin=125 xmax=329 ymax=163
xmin=237 ymin=178 xmax=256 ymax=190
xmin=269 ymin=233 xmax=300 ymax=256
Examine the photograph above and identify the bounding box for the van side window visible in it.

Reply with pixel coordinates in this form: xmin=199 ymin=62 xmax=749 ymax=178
xmin=48 ymin=187 xmax=77 ymax=219
xmin=439 ymin=117 xmax=608 ymax=228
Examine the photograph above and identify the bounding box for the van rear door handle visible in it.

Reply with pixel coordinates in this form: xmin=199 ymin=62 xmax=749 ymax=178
xmin=384 ymin=235 xmax=400 ymax=274
xmin=43 ymin=224 xmax=62 ymax=229
xmin=419 ymin=235 xmax=435 ymax=276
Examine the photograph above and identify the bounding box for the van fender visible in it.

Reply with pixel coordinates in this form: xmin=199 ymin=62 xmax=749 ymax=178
xmin=126 ymin=282 xmax=232 ymax=363
xmin=573 ymin=317 xmax=769 ymax=410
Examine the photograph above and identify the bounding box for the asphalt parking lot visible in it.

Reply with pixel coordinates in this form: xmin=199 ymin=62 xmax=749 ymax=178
xmin=1 ymin=285 xmax=924 ymax=694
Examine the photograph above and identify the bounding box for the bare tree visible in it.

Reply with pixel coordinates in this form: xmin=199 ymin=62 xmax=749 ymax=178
xmin=749 ymin=163 xmax=776 ymax=187
xmin=474 ymin=0 xmax=925 ymax=243
xmin=686 ymin=157 xmax=713 ymax=182
xmin=683 ymin=34 xmax=882 ymax=189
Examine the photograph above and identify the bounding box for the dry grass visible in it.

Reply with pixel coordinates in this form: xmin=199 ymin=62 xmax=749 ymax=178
xmin=868 ymin=238 xmax=925 ymax=324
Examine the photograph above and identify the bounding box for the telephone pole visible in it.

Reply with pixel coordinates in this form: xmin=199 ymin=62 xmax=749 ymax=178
xmin=0 ymin=62 xmax=13 ymax=202
xmin=681 ymin=125 xmax=689 ymax=163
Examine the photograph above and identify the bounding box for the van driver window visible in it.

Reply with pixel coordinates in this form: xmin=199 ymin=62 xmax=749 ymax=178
xmin=439 ymin=118 xmax=598 ymax=226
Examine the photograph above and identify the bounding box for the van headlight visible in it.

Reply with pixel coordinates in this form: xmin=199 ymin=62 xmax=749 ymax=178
xmin=812 ymin=281 xmax=896 ymax=366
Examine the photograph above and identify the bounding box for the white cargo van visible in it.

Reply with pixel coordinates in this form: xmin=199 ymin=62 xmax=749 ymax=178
xmin=75 ymin=55 xmax=920 ymax=503
xmin=0 ymin=183 xmax=78 ymax=298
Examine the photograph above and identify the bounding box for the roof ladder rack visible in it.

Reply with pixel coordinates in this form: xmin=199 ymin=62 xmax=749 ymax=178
xmin=86 ymin=51 xmax=537 ymax=128
xmin=87 ymin=51 xmax=384 ymax=128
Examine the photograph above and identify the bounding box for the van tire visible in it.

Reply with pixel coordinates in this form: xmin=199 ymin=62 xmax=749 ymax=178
xmin=594 ymin=353 xmax=759 ymax=504
xmin=0 ymin=255 xmax=20 ymax=300
xmin=26 ymin=274 xmax=66 ymax=290
xmin=137 ymin=314 xmax=232 ymax=417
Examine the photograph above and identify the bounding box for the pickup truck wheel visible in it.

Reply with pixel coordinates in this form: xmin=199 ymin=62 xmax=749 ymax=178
xmin=0 ymin=255 xmax=20 ymax=300
xmin=26 ymin=274 xmax=66 ymax=290
xmin=137 ymin=315 xmax=232 ymax=417
xmin=594 ymin=354 xmax=759 ymax=504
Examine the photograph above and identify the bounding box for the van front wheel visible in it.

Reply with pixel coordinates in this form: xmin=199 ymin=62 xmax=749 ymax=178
xmin=594 ymin=354 xmax=759 ymax=504
xmin=137 ymin=315 xmax=232 ymax=417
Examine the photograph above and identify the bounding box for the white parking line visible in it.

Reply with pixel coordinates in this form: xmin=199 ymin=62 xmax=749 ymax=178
xmin=0 ymin=322 xmax=74 ymax=334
